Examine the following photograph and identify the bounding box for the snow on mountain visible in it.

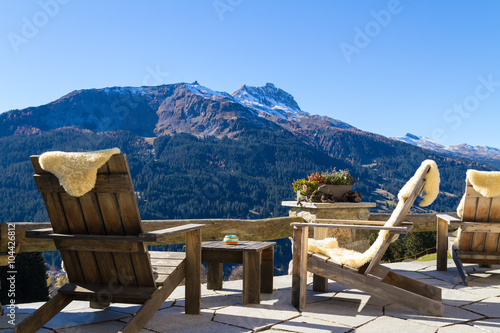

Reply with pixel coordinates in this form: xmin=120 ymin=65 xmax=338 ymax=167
xmin=396 ymin=133 xmax=447 ymax=151
xmin=183 ymin=81 xmax=232 ymax=100
xmin=393 ymin=133 xmax=500 ymax=169
xmin=232 ymin=83 xmax=308 ymax=119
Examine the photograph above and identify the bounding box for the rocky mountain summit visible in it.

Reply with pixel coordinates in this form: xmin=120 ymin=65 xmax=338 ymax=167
xmin=0 ymin=82 xmax=352 ymax=141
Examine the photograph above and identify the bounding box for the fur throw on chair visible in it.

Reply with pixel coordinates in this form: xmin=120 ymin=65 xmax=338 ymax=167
xmin=457 ymin=170 xmax=500 ymax=218
xmin=39 ymin=148 xmax=121 ymax=197
xmin=308 ymin=160 xmax=440 ymax=269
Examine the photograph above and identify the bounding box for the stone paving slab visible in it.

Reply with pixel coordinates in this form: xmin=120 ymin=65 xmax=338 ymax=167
xmin=301 ymin=298 xmax=383 ymax=327
xmin=462 ymin=296 xmax=500 ymax=317
xmin=57 ymin=321 xmax=151 ymax=333
xmin=441 ymin=288 xmax=491 ymax=307
xmin=437 ymin=323 xmax=490 ymax=333
xmin=271 ymin=315 xmax=351 ymax=333
xmin=469 ymin=318 xmax=500 ymax=332
xmin=214 ymin=303 xmax=299 ymax=331
xmin=385 ymin=303 xmax=485 ymax=327
xmin=355 ymin=316 xmax=436 ymax=333
xmin=143 ymin=307 xmax=233 ymax=333
xmin=3 ymin=260 xmax=500 ymax=332
xmin=331 ymin=290 xmax=391 ymax=307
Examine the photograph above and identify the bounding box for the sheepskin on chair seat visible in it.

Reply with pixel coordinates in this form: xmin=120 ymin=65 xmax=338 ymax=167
xmin=457 ymin=170 xmax=500 ymax=218
xmin=308 ymin=160 xmax=440 ymax=269
xmin=39 ymin=148 xmax=121 ymax=197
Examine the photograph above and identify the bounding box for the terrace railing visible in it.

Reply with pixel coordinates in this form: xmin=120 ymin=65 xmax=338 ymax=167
xmin=0 ymin=213 xmax=457 ymax=257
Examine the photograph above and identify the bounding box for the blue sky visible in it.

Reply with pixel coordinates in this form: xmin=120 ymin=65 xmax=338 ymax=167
xmin=1 ymin=1 xmax=499 ymax=148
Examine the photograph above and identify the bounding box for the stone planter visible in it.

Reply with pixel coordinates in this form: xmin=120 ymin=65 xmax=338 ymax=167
xmin=317 ymin=184 xmax=352 ymax=198
xmin=297 ymin=184 xmax=354 ymax=203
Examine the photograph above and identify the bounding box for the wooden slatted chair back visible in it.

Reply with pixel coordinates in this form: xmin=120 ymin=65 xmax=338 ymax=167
xmin=458 ymin=180 xmax=500 ymax=253
xmin=365 ymin=165 xmax=430 ymax=274
xmin=31 ymin=154 xmax=156 ymax=288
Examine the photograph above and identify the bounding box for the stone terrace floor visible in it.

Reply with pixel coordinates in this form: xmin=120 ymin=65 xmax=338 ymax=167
xmin=2 ymin=259 xmax=500 ymax=332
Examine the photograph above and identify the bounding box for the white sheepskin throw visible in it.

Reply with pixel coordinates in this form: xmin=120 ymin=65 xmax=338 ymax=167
xmin=457 ymin=170 xmax=500 ymax=218
xmin=39 ymin=148 xmax=121 ymax=197
xmin=308 ymin=160 xmax=440 ymax=269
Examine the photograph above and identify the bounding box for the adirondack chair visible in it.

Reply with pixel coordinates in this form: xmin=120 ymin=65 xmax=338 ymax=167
xmin=291 ymin=163 xmax=442 ymax=316
xmin=16 ymin=154 xmax=204 ymax=333
xmin=436 ymin=171 xmax=500 ymax=285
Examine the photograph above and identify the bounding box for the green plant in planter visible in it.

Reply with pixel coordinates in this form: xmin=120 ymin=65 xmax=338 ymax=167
xmin=292 ymin=179 xmax=319 ymax=197
xmin=292 ymin=169 xmax=358 ymax=197
xmin=323 ymin=169 xmax=358 ymax=185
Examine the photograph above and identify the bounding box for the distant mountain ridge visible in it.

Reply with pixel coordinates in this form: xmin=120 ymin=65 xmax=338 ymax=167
xmin=0 ymin=82 xmax=353 ymax=140
xmin=393 ymin=133 xmax=500 ymax=169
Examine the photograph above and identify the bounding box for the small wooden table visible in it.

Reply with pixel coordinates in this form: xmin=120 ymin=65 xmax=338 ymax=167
xmin=201 ymin=240 xmax=276 ymax=304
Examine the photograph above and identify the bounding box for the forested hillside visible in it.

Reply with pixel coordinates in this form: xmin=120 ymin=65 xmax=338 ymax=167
xmin=0 ymin=127 xmax=492 ymax=224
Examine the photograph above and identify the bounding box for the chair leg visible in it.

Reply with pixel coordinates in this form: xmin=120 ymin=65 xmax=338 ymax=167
xmin=451 ymin=246 xmax=469 ymax=286
xmin=291 ymin=226 xmax=309 ymax=309
xmin=313 ymin=275 xmax=328 ymax=292
xmin=436 ymin=217 xmax=449 ymax=271
xmin=14 ymin=293 xmax=72 ymax=333
xmin=260 ymin=248 xmax=274 ymax=294
xmin=120 ymin=287 xmax=169 ymax=333
xmin=120 ymin=264 xmax=186 ymax=333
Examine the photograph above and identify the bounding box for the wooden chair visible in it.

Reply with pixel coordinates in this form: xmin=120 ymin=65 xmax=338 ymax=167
xmin=291 ymin=164 xmax=442 ymax=316
xmin=16 ymin=154 xmax=204 ymax=333
xmin=436 ymin=177 xmax=500 ymax=285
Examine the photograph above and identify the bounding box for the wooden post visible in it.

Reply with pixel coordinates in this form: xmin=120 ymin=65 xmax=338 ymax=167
xmin=291 ymin=226 xmax=302 ymax=308
xmin=436 ymin=216 xmax=449 ymax=271
xmin=184 ymin=229 xmax=201 ymax=315
xmin=299 ymin=226 xmax=309 ymax=309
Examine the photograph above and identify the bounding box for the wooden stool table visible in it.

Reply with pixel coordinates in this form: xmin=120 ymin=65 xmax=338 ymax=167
xmin=201 ymin=240 xmax=276 ymax=304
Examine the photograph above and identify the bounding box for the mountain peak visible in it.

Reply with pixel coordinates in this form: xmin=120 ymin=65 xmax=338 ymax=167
xmin=265 ymin=82 xmax=277 ymax=89
xmin=182 ymin=82 xmax=231 ymax=99
xmin=405 ymin=133 xmax=420 ymax=141
xmin=232 ymin=83 xmax=307 ymax=119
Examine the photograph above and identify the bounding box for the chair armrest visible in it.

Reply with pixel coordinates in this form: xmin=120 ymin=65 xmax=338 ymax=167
xmin=139 ymin=223 xmax=205 ymax=242
xmin=436 ymin=214 xmax=461 ymax=224
xmin=27 ymin=224 xmax=205 ymax=243
xmin=315 ymin=219 xmax=387 ymax=226
xmin=290 ymin=222 xmax=412 ymax=234
xmin=25 ymin=228 xmax=54 ymax=238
